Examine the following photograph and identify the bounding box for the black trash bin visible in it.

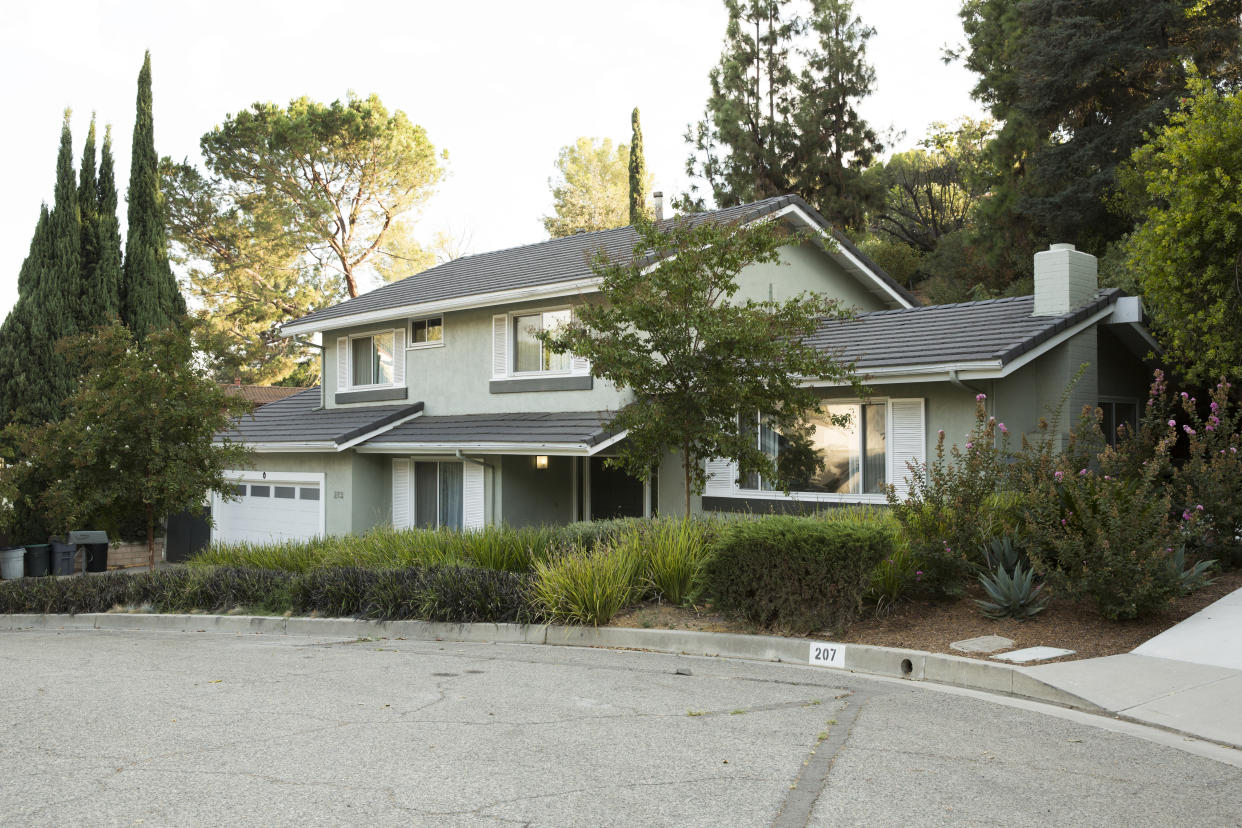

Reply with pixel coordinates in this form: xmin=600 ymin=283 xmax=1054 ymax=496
xmin=69 ymin=531 xmax=109 ymax=573
xmin=24 ymin=544 xmax=51 ymax=577
xmin=50 ymin=540 xmax=77 ymax=575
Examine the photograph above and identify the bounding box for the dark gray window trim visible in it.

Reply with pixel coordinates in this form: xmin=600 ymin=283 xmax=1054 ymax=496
xmin=489 ymin=375 xmax=593 ymax=394
xmin=335 ymin=387 xmax=409 ymax=404
xmin=701 ymin=496 xmax=875 ymax=516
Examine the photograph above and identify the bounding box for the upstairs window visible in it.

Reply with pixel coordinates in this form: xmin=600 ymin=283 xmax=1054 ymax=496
xmin=410 ymin=316 xmax=443 ymax=347
xmin=351 ymin=332 xmax=395 ymax=387
xmin=514 ymin=309 xmax=571 ymax=374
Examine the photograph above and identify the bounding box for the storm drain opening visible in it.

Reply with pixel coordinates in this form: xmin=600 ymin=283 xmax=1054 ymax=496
xmin=900 ymin=658 xmax=913 ymax=676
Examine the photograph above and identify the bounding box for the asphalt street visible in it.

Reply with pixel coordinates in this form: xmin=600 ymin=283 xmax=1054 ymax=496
xmin=1 ymin=628 xmax=1239 ymax=827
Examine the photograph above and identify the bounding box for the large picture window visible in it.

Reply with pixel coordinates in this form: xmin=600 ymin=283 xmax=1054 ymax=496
xmin=514 ymin=309 xmax=571 ymax=374
xmin=738 ymin=403 xmax=888 ymax=495
xmin=351 ymin=332 xmax=395 ymax=387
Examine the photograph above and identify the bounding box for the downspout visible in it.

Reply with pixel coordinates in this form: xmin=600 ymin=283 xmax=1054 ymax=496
xmin=948 ymin=369 xmax=985 ymax=398
xmin=455 ymin=450 xmax=496 ymax=527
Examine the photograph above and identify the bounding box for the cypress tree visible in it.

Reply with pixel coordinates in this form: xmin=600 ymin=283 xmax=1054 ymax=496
xmin=85 ymin=125 xmax=123 ymax=321
xmin=0 ymin=206 xmax=51 ymax=425
xmin=78 ymin=114 xmax=100 ymax=325
xmin=122 ymin=51 xmax=185 ymax=341
xmin=629 ymin=107 xmax=650 ymax=225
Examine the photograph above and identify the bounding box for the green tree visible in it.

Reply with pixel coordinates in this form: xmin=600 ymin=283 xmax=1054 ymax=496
xmin=1118 ymin=74 xmax=1242 ymax=382
xmin=85 ymin=125 xmax=124 ymax=321
xmin=78 ymin=114 xmax=100 ymax=321
xmin=541 ymin=217 xmax=863 ymax=515
xmin=193 ymin=92 xmax=445 ymax=300
xmin=956 ymin=0 xmax=1242 ymax=263
xmin=122 ymin=51 xmax=186 ymax=341
xmin=0 ymin=323 xmax=252 ymax=569
xmin=163 ymin=159 xmax=336 ymax=385
xmin=791 ymin=0 xmax=884 ymax=230
xmin=629 ymin=107 xmax=651 ymax=225
xmin=684 ymin=0 xmax=801 ymax=208
xmin=542 ymin=137 xmax=644 ymax=237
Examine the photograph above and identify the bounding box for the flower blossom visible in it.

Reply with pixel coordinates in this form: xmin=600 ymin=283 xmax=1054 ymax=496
xmin=1168 ymin=419 xmax=1177 ymax=428
xmin=998 ymin=423 xmax=1008 ymax=433
xmin=1054 ymin=471 xmax=1064 ymax=481
xmin=976 ymin=393 xmax=986 ymax=402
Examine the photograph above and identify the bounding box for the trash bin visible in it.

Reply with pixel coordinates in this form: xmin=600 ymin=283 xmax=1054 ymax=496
xmin=50 ymin=540 xmax=77 ymax=575
xmin=23 ymin=544 xmax=51 ymax=577
xmin=69 ymin=530 xmax=109 ymax=573
xmin=0 ymin=547 xmax=24 ymax=579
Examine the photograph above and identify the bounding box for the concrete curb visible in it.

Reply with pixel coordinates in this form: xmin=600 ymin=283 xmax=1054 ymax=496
xmin=1 ymin=612 xmax=1100 ymax=712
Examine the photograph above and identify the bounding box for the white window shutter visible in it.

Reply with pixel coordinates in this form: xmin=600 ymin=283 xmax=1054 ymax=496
xmin=392 ymin=459 xmax=411 ymax=529
xmin=463 ymin=462 xmax=485 ymax=530
xmin=392 ymin=328 xmax=405 ymax=385
xmin=337 ymin=337 xmax=349 ymax=391
xmin=703 ymin=457 xmax=737 ymax=495
xmin=887 ymin=398 xmax=926 ymax=499
xmin=492 ymin=314 xmax=508 ymax=378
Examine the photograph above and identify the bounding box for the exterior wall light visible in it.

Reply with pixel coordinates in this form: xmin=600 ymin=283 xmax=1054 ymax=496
xmin=535 ymin=455 xmax=549 ymax=470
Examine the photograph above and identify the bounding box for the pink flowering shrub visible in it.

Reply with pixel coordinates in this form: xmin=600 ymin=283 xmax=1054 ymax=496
xmin=1167 ymin=378 xmax=1242 ymax=566
xmin=887 ymin=396 xmax=1008 ymax=596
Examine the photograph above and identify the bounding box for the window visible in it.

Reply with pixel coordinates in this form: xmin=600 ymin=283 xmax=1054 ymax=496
xmin=513 ymin=309 xmax=571 ymax=374
xmin=1099 ymin=400 xmax=1138 ymax=446
xmin=299 ymin=487 xmax=320 ymax=501
xmin=351 ymin=332 xmax=395 ymax=386
xmin=250 ymin=485 xmax=270 ymax=498
xmin=737 ymin=403 xmax=888 ymax=495
xmin=230 ymin=484 xmax=246 ymax=497
xmin=413 ymin=461 xmax=464 ymax=530
xmin=274 ymin=486 xmax=295 ymax=499
xmin=410 ymin=316 xmax=443 ymax=346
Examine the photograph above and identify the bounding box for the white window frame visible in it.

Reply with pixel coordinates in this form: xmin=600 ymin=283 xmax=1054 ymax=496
xmin=343 ymin=327 xmax=404 ymax=391
xmin=509 ymin=305 xmax=575 ymax=377
xmin=407 ymin=315 xmax=445 ymax=350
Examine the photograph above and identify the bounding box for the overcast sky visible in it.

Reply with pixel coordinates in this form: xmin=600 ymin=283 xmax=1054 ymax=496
xmin=0 ymin=0 xmax=985 ymax=318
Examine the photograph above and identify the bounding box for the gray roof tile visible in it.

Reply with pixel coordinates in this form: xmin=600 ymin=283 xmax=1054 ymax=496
xmin=806 ymin=289 xmax=1123 ymax=369
xmin=371 ymin=410 xmax=619 ymax=447
xmin=285 ymin=194 xmax=916 ymax=331
xmin=219 ymin=388 xmax=424 ymax=446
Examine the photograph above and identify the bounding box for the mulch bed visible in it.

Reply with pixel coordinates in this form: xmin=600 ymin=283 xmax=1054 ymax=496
xmin=610 ymin=569 xmax=1242 ymax=664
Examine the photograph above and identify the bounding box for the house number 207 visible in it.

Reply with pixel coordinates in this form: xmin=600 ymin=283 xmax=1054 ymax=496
xmin=809 ymin=643 xmax=846 ymax=668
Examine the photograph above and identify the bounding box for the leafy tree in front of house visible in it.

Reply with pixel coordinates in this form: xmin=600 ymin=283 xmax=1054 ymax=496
xmin=122 ymin=51 xmax=186 ymax=342
xmin=1117 ymin=73 xmax=1242 ymax=383
xmin=0 ymin=323 xmax=253 ymax=569
xmin=541 ymin=217 xmax=864 ymax=515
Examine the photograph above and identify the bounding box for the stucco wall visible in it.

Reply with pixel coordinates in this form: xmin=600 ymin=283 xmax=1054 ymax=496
xmin=733 ymin=241 xmax=890 ymax=312
xmin=500 ymin=454 xmax=575 ymax=527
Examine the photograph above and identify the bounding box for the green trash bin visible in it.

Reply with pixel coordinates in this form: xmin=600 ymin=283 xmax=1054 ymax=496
xmin=50 ymin=541 xmax=77 ymax=575
xmin=24 ymin=544 xmax=51 ymax=577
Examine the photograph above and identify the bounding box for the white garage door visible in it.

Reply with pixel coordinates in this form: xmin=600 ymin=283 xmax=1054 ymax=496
xmin=212 ymin=474 xmax=324 ymax=545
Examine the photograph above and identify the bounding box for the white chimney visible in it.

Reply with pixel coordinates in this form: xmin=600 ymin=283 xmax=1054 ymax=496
xmin=653 ymin=191 xmax=664 ymax=222
xmin=1033 ymin=243 xmax=1097 ymax=316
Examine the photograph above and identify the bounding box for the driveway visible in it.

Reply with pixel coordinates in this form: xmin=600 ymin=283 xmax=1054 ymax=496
xmin=1 ymin=628 xmax=1240 ymax=826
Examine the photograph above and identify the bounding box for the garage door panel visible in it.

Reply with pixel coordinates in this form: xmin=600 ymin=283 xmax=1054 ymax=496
xmin=214 ymin=477 xmax=323 ymax=545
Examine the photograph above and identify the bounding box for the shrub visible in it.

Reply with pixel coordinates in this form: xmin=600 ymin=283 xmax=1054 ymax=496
xmin=864 ymin=543 xmax=923 ymax=613
xmin=888 ymin=395 xmax=1009 ymax=596
xmin=641 ymin=517 xmax=714 ymax=605
xmin=697 ymin=516 xmax=893 ymax=634
xmin=416 ymin=565 xmax=533 ymax=623
xmin=531 ymin=541 xmax=642 ymax=626
xmin=290 ymin=567 xmax=379 ymax=617
xmin=975 ymin=563 xmax=1048 ymax=619
xmin=553 ymin=518 xmax=648 ymax=550
xmin=457 ymin=525 xmax=557 ymax=572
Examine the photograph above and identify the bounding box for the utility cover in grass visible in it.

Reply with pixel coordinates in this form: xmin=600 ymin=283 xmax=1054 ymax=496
xmin=950 ymin=635 xmax=1014 ymax=654
xmin=992 ymin=646 xmax=1075 ymax=663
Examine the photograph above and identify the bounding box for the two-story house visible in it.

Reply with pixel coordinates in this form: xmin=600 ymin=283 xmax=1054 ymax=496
xmin=212 ymin=194 xmax=1157 ymax=544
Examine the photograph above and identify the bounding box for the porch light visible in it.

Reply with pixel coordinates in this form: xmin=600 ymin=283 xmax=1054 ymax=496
xmin=535 ymin=455 xmax=549 ymax=470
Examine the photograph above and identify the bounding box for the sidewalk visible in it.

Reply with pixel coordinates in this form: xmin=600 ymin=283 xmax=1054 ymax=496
xmin=1021 ymin=586 xmax=1242 ymax=749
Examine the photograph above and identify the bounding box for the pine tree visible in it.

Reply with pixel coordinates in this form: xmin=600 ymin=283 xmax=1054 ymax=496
xmin=78 ymin=114 xmax=100 ymax=326
xmin=85 ymin=125 xmax=123 ymax=321
xmin=0 ymin=206 xmax=51 ymax=426
xmin=793 ymin=0 xmax=883 ymax=230
xmin=122 ymin=51 xmax=185 ymax=341
xmin=685 ymin=0 xmax=801 ymax=207
xmin=629 ymin=107 xmax=651 ymax=225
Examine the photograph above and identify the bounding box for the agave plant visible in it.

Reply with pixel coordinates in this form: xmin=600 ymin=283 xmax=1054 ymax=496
xmin=980 ymin=535 xmax=1030 ymax=576
xmin=975 ymin=562 xmax=1048 ymax=619
xmin=1167 ymin=545 xmax=1217 ymax=596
